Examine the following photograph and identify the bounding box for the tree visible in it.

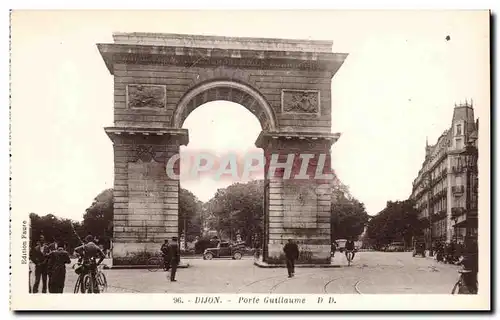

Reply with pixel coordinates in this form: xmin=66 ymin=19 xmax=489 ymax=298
xmin=330 ymin=175 xmax=370 ymax=240
xmin=205 ymin=180 xmax=264 ymax=245
xmin=82 ymin=188 xmax=113 ymax=248
xmin=29 ymin=212 xmax=83 ymax=252
xmin=331 ymin=198 xmax=370 ymax=240
xmin=178 ymin=188 xmax=203 ymax=241
xmin=366 ymin=200 xmax=424 ymax=248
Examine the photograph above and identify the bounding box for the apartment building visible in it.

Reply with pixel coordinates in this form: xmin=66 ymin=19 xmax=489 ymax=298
xmin=410 ymin=101 xmax=478 ymax=248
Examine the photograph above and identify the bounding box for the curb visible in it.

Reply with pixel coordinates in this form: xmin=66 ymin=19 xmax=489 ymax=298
xmin=253 ymin=261 xmax=341 ymax=268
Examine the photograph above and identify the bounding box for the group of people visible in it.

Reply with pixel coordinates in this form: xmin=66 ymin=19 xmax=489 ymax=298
xmin=30 ymin=234 xmax=106 ymax=294
xmin=434 ymin=238 xmax=478 ymax=293
xmin=160 ymin=237 xmax=181 ymax=282
xmin=433 ymin=240 xmax=465 ymax=264
xmin=29 ymin=235 xmax=71 ymax=293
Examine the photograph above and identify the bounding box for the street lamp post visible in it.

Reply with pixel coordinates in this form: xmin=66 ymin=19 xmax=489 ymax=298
xmin=184 ymin=216 xmax=188 ymax=251
xmin=464 ymin=140 xmax=478 ymax=240
xmin=425 ymin=174 xmax=433 ymax=256
xmin=453 ymin=216 xmax=458 ymax=243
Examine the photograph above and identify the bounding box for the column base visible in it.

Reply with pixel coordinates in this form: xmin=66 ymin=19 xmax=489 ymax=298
xmin=112 ymin=241 xmax=166 ymax=266
xmin=254 ymin=260 xmax=339 ymax=268
xmin=264 ymin=243 xmax=331 ymax=265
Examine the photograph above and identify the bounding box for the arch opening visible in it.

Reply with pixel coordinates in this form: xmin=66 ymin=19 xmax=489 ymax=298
xmin=178 ymin=100 xmax=265 ymax=248
xmin=172 ymin=80 xmax=278 ymax=132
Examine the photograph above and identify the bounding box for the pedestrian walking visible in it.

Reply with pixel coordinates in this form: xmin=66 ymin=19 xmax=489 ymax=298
xmin=47 ymin=243 xmax=71 ymax=293
xmin=30 ymin=235 xmax=50 ymax=293
xmin=283 ymin=239 xmax=299 ymax=278
xmin=166 ymin=237 xmax=181 ymax=282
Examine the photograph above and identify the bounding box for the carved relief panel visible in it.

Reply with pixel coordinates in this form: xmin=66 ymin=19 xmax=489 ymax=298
xmin=281 ymin=89 xmax=320 ymax=115
xmin=126 ymin=84 xmax=167 ymax=110
xmin=282 ymin=180 xmax=318 ymax=229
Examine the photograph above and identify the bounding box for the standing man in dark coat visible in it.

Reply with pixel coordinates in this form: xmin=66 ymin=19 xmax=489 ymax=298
xmin=46 ymin=243 xmax=71 ymax=293
xmin=30 ymin=235 xmax=50 ymax=293
xmin=160 ymin=239 xmax=170 ymax=271
xmin=166 ymin=237 xmax=181 ymax=282
xmin=283 ymin=239 xmax=299 ymax=278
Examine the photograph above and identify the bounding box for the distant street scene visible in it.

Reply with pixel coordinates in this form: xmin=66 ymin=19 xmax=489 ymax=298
xmin=52 ymin=252 xmax=461 ymax=294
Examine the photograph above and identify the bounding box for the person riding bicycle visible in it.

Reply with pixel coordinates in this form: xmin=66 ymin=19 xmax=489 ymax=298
xmin=345 ymin=238 xmax=356 ymax=261
xmin=331 ymin=240 xmax=339 ymax=258
xmin=74 ymin=235 xmax=106 ymax=293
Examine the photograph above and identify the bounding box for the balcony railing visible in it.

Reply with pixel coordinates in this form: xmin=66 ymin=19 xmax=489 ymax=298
xmin=441 ymin=169 xmax=448 ymax=177
xmin=451 ymin=185 xmax=465 ymax=195
xmin=451 ymin=166 xmax=464 ymax=174
xmin=451 ymin=206 xmax=466 ymax=219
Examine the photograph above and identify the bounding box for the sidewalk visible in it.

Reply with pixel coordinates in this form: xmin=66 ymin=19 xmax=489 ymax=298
xmin=70 ymin=258 xmax=190 ymax=270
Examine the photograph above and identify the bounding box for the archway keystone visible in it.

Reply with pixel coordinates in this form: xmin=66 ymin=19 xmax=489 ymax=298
xmin=98 ymin=32 xmax=347 ymax=265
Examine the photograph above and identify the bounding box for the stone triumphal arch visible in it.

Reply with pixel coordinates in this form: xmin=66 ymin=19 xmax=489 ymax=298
xmin=98 ymin=33 xmax=347 ymax=265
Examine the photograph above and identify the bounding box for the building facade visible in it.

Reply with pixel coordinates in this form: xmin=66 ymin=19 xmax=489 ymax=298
xmin=410 ymin=101 xmax=478 ymax=249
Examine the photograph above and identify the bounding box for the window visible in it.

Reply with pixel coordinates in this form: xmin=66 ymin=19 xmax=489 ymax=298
xmin=456 ymin=124 xmax=462 ymax=135
xmin=456 ymin=138 xmax=463 ymax=149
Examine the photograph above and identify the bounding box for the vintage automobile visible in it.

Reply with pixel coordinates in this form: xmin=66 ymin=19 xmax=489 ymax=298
xmin=334 ymin=239 xmax=348 ymax=253
xmin=203 ymin=241 xmax=244 ymax=260
xmin=412 ymin=241 xmax=426 ymax=257
xmin=386 ymin=241 xmax=405 ymax=252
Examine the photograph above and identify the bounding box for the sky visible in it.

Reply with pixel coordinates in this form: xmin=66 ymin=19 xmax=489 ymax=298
xmin=10 ymin=10 xmax=489 ymax=221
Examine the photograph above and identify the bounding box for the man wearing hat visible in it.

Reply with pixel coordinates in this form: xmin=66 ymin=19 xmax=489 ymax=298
xmin=166 ymin=237 xmax=181 ymax=282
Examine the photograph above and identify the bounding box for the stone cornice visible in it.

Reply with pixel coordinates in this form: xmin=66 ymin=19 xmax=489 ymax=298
xmin=105 ymin=127 xmax=189 ymax=145
xmin=255 ymin=131 xmax=341 ymax=149
xmin=97 ymin=43 xmax=348 ymax=74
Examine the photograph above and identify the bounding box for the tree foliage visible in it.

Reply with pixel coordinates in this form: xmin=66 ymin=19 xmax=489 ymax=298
xmin=366 ymin=200 xmax=424 ymax=248
xmin=178 ymin=188 xmax=203 ymax=241
xmin=82 ymin=188 xmax=114 ymax=248
xmin=29 ymin=213 xmax=85 ymax=252
xmin=330 ymin=175 xmax=370 ymax=240
xmin=205 ymin=180 xmax=264 ymax=245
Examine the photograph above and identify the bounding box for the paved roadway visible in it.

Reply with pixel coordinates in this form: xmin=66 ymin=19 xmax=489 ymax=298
xmin=50 ymin=251 xmax=461 ymax=294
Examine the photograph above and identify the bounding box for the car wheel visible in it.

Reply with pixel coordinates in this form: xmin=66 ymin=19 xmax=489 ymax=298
xmin=233 ymin=252 xmax=242 ymax=260
xmin=204 ymin=252 xmax=214 ymax=260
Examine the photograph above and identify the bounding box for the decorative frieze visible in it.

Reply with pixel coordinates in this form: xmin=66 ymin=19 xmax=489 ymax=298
xmin=282 ymin=90 xmax=320 ymax=115
xmin=132 ymin=145 xmax=165 ymax=163
xmin=126 ymin=84 xmax=166 ymax=110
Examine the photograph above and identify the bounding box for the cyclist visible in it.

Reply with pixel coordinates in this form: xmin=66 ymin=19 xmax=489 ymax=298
xmin=331 ymin=240 xmax=339 ymax=258
xmin=345 ymin=238 xmax=356 ymax=261
xmin=74 ymin=235 xmax=106 ymax=293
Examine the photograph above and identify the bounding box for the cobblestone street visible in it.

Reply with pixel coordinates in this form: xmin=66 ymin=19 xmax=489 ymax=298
xmin=56 ymin=252 xmax=463 ymax=294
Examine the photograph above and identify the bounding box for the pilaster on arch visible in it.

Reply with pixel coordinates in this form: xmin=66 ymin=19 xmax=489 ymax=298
xmin=171 ymin=80 xmax=278 ymax=132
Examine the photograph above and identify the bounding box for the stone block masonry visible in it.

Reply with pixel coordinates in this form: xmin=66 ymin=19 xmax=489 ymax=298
xmin=98 ymin=33 xmax=347 ymax=266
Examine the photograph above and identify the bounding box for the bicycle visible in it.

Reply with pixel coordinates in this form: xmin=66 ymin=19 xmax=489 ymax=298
xmin=147 ymin=252 xmax=168 ymax=272
xmin=345 ymin=250 xmax=354 ymax=266
xmin=95 ymin=265 xmax=108 ymax=293
xmin=451 ymin=269 xmax=478 ymax=294
xmin=73 ymin=262 xmax=107 ymax=293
